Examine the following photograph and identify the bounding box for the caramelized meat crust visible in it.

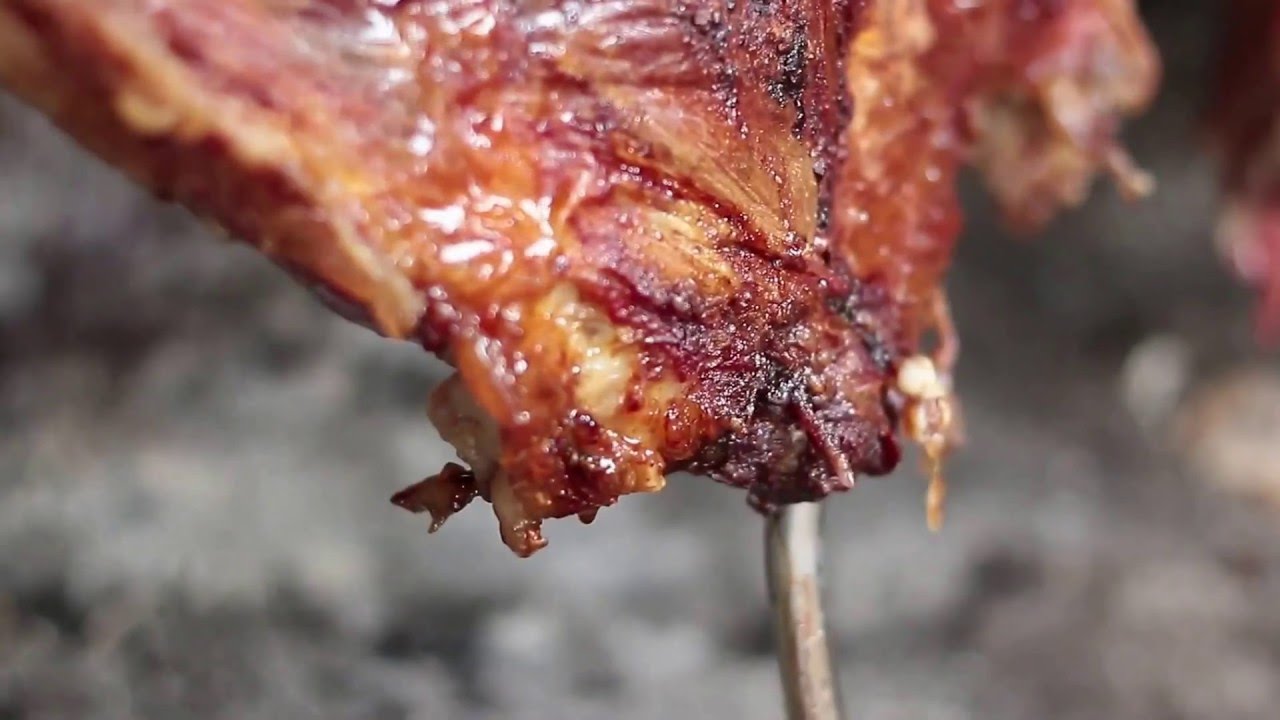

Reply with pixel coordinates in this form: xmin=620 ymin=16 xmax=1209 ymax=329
xmin=0 ymin=0 xmax=1156 ymax=554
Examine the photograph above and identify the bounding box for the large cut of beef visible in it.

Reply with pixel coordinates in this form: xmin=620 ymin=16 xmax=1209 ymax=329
xmin=0 ymin=0 xmax=1157 ymax=555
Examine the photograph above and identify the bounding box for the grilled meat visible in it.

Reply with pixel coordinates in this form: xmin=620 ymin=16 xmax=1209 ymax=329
xmin=0 ymin=0 xmax=1157 ymax=554
xmin=1213 ymin=0 xmax=1280 ymax=344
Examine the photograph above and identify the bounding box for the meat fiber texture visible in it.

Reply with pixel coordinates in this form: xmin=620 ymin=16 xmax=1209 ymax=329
xmin=0 ymin=0 xmax=1157 ymax=554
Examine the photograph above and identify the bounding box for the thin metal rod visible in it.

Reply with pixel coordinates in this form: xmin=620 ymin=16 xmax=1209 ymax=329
xmin=765 ymin=502 xmax=844 ymax=720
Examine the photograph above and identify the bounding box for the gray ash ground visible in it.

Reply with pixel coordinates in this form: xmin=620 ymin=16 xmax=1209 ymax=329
xmin=3 ymin=2 xmax=1280 ymax=718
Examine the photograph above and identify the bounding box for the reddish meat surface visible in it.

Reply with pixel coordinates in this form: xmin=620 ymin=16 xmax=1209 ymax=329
xmin=1213 ymin=0 xmax=1280 ymax=344
xmin=0 ymin=0 xmax=1157 ymax=554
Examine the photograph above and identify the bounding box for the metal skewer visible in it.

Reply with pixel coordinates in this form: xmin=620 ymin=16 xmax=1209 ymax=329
xmin=765 ymin=502 xmax=844 ymax=720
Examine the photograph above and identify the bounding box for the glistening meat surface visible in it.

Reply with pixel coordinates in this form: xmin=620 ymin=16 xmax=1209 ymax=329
xmin=0 ymin=0 xmax=1157 ymax=555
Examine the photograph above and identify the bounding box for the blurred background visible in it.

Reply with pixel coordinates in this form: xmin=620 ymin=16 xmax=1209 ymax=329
xmin=2 ymin=1 xmax=1279 ymax=718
